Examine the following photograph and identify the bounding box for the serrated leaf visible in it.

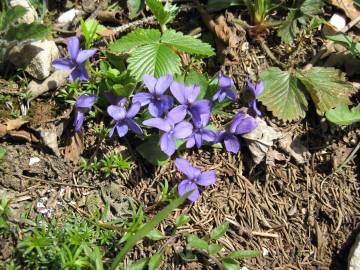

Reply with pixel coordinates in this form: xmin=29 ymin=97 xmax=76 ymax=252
xmin=210 ymin=222 xmax=229 ymax=240
xmin=325 ymin=104 xmax=360 ymax=126
xmin=208 ymin=244 xmax=223 ymax=255
xmin=259 ymin=67 xmax=308 ymax=121
xmin=5 ymin=23 xmax=51 ymax=42
xmin=146 ymin=229 xmax=165 ymax=240
xmin=108 ymin=28 xmax=161 ymax=53
xmin=128 ymin=0 xmax=145 ymax=19
xmin=300 ymin=0 xmax=324 ymax=16
xmin=297 ymin=67 xmax=352 ymax=115
xmin=146 ymin=0 xmax=178 ymax=27
xmin=161 ymin=30 xmax=215 ymax=56
xmin=221 ymin=258 xmax=240 ymax=270
xmin=137 ymin=135 xmax=169 ymax=166
xmin=127 ymin=43 xmax=181 ymax=80
xmin=148 ymin=252 xmax=163 ymax=270
xmin=187 ymin=235 xmax=209 ymax=251
xmin=226 ymin=250 xmax=261 ymax=259
xmin=277 ymin=9 xmax=300 ymax=44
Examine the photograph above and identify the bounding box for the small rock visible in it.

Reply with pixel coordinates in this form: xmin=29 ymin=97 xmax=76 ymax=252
xmin=323 ymin=14 xmax=346 ymax=36
xmin=241 ymin=118 xmax=280 ymax=164
xmin=262 ymin=247 xmax=269 ymax=256
xmin=279 ymin=134 xmax=310 ymax=164
xmin=10 ymin=0 xmax=38 ymax=24
xmin=29 ymin=157 xmax=40 ymax=166
xmin=349 ymin=233 xmax=360 ymax=270
xmin=57 ymin=9 xmax=81 ymax=25
xmin=8 ymin=40 xmax=59 ymax=80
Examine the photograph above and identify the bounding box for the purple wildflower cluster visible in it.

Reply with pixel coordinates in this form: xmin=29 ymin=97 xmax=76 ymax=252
xmin=52 ymin=36 xmax=265 ymax=201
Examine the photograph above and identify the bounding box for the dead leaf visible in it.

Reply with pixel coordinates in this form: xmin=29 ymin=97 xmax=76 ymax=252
xmin=266 ymin=148 xmax=287 ymax=166
xmin=241 ymin=118 xmax=281 ymax=164
xmin=2 ymin=118 xmax=28 ymax=131
xmin=0 ymin=124 xmax=6 ymax=137
xmin=7 ymin=130 xmax=38 ymax=142
xmin=328 ymin=0 xmax=360 ymax=29
xmin=98 ymin=29 xmax=115 ymax=37
xmin=63 ymin=132 xmax=84 ymax=163
xmin=278 ymin=134 xmax=310 ymax=164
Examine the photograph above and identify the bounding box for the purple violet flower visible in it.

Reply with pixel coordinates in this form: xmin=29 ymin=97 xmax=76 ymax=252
xmin=246 ymin=80 xmax=264 ymax=116
xmin=217 ymin=112 xmax=257 ymax=153
xmin=133 ymin=74 xmax=174 ymax=117
xmin=52 ymin=36 xmax=97 ymax=81
xmin=175 ymin=158 xmax=216 ymax=202
xmin=74 ymin=94 xmax=97 ymax=132
xmin=170 ymin=81 xmax=211 ymax=123
xmin=212 ymin=74 xmax=237 ymax=102
xmin=107 ymin=103 xmax=143 ymax=138
xmin=186 ymin=113 xmax=217 ymax=148
xmin=143 ymin=106 xmax=193 ymax=156
xmin=104 ymin=91 xmax=127 ymax=107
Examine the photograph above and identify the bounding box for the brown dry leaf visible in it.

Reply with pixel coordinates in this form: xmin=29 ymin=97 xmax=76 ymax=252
xmin=278 ymin=134 xmax=310 ymax=164
xmin=4 ymin=118 xmax=28 ymax=131
xmin=98 ymin=29 xmax=115 ymax=37
xmin=63 ymin=132 xmax=84 ymax=163
xmin=39 ymin=128 xmax=60 ymax=157
xmin=0 ymin=124 xmax=6 ymax=137
xmin=7 ymin=130 xmax=38 ymax=142
xmin=241 ymin=118 xmax=281 ymax=164
xmin=328 ymin=0 xmax=360 ymax=29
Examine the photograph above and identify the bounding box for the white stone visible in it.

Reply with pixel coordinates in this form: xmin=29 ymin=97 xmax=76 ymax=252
xmin=349 ymin=234 xmax=360 ymax=270
xmin=29 ymin=157 xmax=40 ymax=166
xmin=10 ymin=0 xmax=38 ymax=24
xmin=262 ymin=247 xmax=269 ymax=256
xmin=57 ymin=9 xmax=81 ymax=24
xmin=329 ymin=14 xmax=346 ymax=31
xmin=8 ymin=40 xmax=59 ymax=80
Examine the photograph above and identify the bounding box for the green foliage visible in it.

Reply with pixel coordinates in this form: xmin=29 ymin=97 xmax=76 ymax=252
xmin=210 ymin=222 xmax=229 ymax=240
xmin=108 ymin=28 xmax=215 ymax=80
xmin=175 ymin=214 xmax=190 ymax=227
xmin=148 ymin=252 xmax=163 ymax=270
xmin=101 ymin=151 xmax=133 ymax=177
xmin=207 ymin=0 xmax=242 ymax=11
xmin=184 ymin=222 xmax=260 ymax=269
xmin=0 ymin=147 xmax=6 ymax=165
xmin=4 ymin=22 xmax=50 ymax=42
xmin=80 ymin=18 xmax=107 ymax=49
xmin=127 ymin=0 xmax=145 ymax=19
xmin=325 ymin=104 xmax=360 ymax=126
xmin=137 ymin=135 xmax=170 ymax=165
xmin=0 ymin=6 xmax=27 ymax=30
xmin=110 ymin=192 xmax=191 ymax=270
xmin=277 ymin=0 xmax=324 ymax=44
xmin=326 ymin=34 xmax=360 ymax=58
xmin=146 ymin=0 xmax=178 ymax=30
xmin=259 ymin=67 xmax=352 ymax=121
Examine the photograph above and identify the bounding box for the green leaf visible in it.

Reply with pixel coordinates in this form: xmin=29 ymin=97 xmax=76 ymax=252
xmin=108 ymin=28 xmax=161 ymax=53
xmin=161 ymin=30 xmax=215 ymax=57
xmin=136 ymin=135 xmax=169 ymax=166
xmin=128 ymin=258 xmax=148 ymax=270
xmin=0 ymin=148 xmax=6 ymax=160
xmin=175 ymin=214 xmax=190 ymax=227
xmin=127 ymin=43 xmax=181 ymax=80
xmin=110 ymin=192 xmax=191 ymax=270
xmin=325 ymin=104 xmax=360 ymax=126
xmin=354 ymin=0 xmax=360 ymax=7
xmin=300 ymin=0 xmax=324 ymax=16
xmin=128 ymin=0 xmax=145 ymax=19
xmin=221 ymin=258 xmax=240 ymax=270
xmin=184 ymin=70 xmax=209 ymax=99
xmin=1 ymin=5 xmax=27 ymax=30
xmin=148 ymin=252 xmax=163 ymax=270
xmin=227 ymin=250 xmax=261 ymax=259
xmin=259 ymin=67 xmax=308 ymax=121
xmin=5 ymin=23 xmax=51 ymax=42
xmin=297 ymin=67 xmax=352 ymax=115
xmin=146 ymin=0 xmax=178 ymax=27
xmin=187 ymin=235 xmax=209 ymax=251
xmin=146 ymin=229 xmax=165 ymax=240
xmin=208 ymin=244 xmax=223 ymax=255
xmin=210 ymin=222 xmax=229 ymax=240
xmin=277 ymin=9 xmax=300 ymax=44
xmin=84 ymin=19 xmax=107 ymax=41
